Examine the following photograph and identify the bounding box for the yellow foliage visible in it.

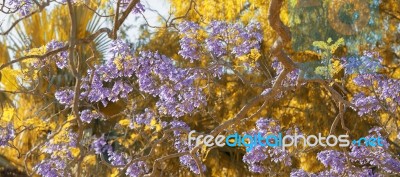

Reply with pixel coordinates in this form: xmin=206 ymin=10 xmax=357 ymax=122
xmin=70 ymin=147 xmax=80 ymax=158
xmin=110 ymin=168 xmax=120 ymax=177
xmin=312 ymin=38 xmax=345 ymax=54
xmin=0 ymin=68 xmax=21 ymax=91
xmin=118 ymin=118 xmax=131 ymax=126
xmin=24 ymin=45 xmax=47 ymax=56
xmin=83 ymin=155 xmax=97 ymax=166
xmin=67 ymin=114 xmax=75 ymax=121
xmin=1 ymin=107 xmax=14 ymax=123
xmin=25 ymin=117 xmax=48 ymax=130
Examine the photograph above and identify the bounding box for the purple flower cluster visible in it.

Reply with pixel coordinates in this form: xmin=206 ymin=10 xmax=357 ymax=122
xmin=8 ymin=0 xmax=34 ymax=16
xmin=242 ymin=146 xmax=268 ymax=173
xmin=91 ymin=135 xmax=112 ymax=155
xmin=178 ymin=21 xmax=201 ymax=62
xmin=133 ymin=2 xmax=145 ymax=14
xmin=132 ymin=108 xmax=154 ymax=126
xmin=205 ymin=21 xmax=263 ymax=57
xmin=35 ymin=158 xmax=69 ymax=177
xmin=349 ymin=128 xmax=400 ymax=173
xmin=31 ymin=40 xmax=68 ymax=69
xmin=109 ymin=38 xmax=131 ymax=55
xmin=169 ymin=120 xmax=190 ymax=136
xmin=352 ymin=93 xmax=381 ymax=116
xmin=177 ymin=20 xmax=263 ymax=74
xmin=79 ymin=39 xmax=134 ymax=105
xmin=178 ymin=154 xmax=206 ymax=174
xmin=0 ymin=123 xmax=15 ymax=147
xmin=351 ymin=74 xmax=400 ymax=115
xmin=34 ymin=131 xmax=77 ymax=177
xmin=55 ymin=89 xmax=74 ymax=106
xmin=46 ymin=40 xmax=68 ymax=69
xmin=290 ymin=169 xmax=311 ymax=177
xmin=271 ymin=59 xmax=300 ymax=87
xmin=80 ymin=109 xmax=104 ymax=123
xmin=341 ymin=51 xmax=400 ymax=116
xmin=169 ymin=120 xmax=206 ymax=174
xmin=79 ymin=40 xmax=206 ymax=118
xmin=92 ymin=136 xmax=127 ymax=166
xmin=317 ymin=150 xmax=346 ymax=174
xmin=291 ymin=128 xmax=400 ymax=176
xmin=341 ymin=51 xmax=382 ymax=75
xmin=120 ymin=0 xmax=145 ymax=14
xmin=126 ymin=161 xmax=149 ymax=177
xmin=91 ymin=135 xmax=149 ymax=176
xmin=243 ymin=118 xmax=291 ymax=173
xmin=136 ymin=51 xmax=206 ymax=118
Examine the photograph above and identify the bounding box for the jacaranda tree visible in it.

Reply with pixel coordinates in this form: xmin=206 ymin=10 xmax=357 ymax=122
xmin=0 ymin=0 xmax=399 ymax=176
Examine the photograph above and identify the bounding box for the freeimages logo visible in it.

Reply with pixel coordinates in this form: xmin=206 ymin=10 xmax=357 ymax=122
xmin=188 ymin=131 xmax=384 ymax=152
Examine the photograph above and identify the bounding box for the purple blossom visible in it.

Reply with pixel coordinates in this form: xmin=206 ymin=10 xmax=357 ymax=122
xmin=178 ymin=21 xmax=200 ymax=33
xmin=179 ymin=37 xmax=201 ymax=62
xmin=272 ymin=60 xmax=300 ymax=87
xmin=43 ymin=130 xmax=77 ymax=158
xmin=80 ymin=109 xmax=104 ymax=123
xmin=109 ymin=152 xmax=127 ymax=166
xmin=120 ymin=1 xmax=145 ymax=14
xmin=205 ymin=38 xmax=227 ymax=57
xmin=205 ymin=21 xmax=262 ymax=57
xmin=0 ymin=123 xmax=15 ymax=147
xmin=232 ymin=22 xmax=263 ymax=56
xmin=133 ymin=2 xmax=145 ymax=14
xmin=290 ymin=169 xmax=310 ymax=177
xmin=168 ymin=121 xmax=206 ymax=174
xmin=135 ymin=51 xmax=206 ymax=117
xmin=376 ymin=77 xmax=400 ymax=106
xmin=342 ymin=51 xmax=382 ymax=75
xmin=169 ymin=120 xmax=190 ymax=136
xmin=348 ymin=168 xmax=378 ymax=177
xmin=205 ymin=21 xmax=229 ymax=57
xmin=317 ymin=150 xmax=346 ymax=174
xmin=133 ymin=108 xmax=154 ymax=125
xmin=68 ymin=131 xmax=78 ymax=147
xmin=91 ymin=135 xmax=112 ymax=154
xmin=46 ymin=40 xmax=68 ymax=69
xmin=109 ymin=79 xmax=133 ymax=102
xmin=126 ymin=161 xmax=148 ymax=177
xmin=352 ymin=93 xmax=381 ymax=116
xmin=243 ymin=146 xmax=268 ymax=165
xmin=348 ymin=128 xmax=400 ymax=174
xmin=110 ymin=39 xmax=131 ymax=56
xmin=243 ymin=117 xmax=290 ymax=173
xmin=351 ymin=74 xmax=400 ymax=115
xmin=55 ymin=89 xmax=74 ymax=106
xmin=210 ymin=64 xmax=224 ymax=79
xmin=179 ymin=155 xmax=206 ymax=174
xmin=353 ymin=74 xmax=375 ymax=87
xmin=34 ymin=158 xmax=69 ymax=177
xmin=8 ymin=0 xmax=34 ymax=16
xmin=269 ymin=148 xmax=291 ymax=165
xmin=80 ymin=45 xmax=205 ymax=117
xmin=34 ymin=130 xmax=77 ymax=177
xmin=248 ymin=163 xmax=266 ymax=173
xmin=178 ymin=20 xmax=262 ymax=62
xmin=178 ymin=21 xmax=201 ymax=62
xmin=256 ymin=118 xmax=272 ymax=128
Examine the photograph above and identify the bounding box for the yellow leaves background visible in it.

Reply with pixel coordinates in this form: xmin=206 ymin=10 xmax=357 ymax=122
xmin=0 ymin=0 xmax=398 ymax=176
